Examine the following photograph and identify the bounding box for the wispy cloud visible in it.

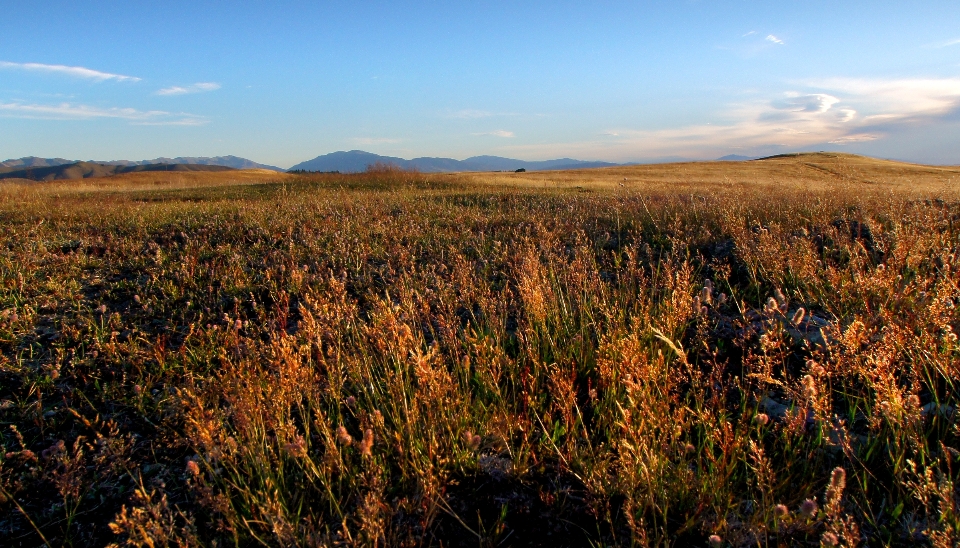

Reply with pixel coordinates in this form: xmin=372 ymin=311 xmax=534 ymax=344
xmin=448 ymin=109 xmax=519 ymax=119
xmin=350 ymin=137 xmax=401 ymax=145
xmin=927 ymin=38 xmax=960 ymax=48
xmin=765 ymin=35 xmax=785 ymax=45
xmin=0 ymin=61 xmax=139 ymax=82
xmin=472 ymin=130 xmax=515 ymax=138
xmin=499 ymin=76 xmax=960 ymax=160
xmin=156 ymin=82 xmax=221 ymax=96
xmin=0 ymin=101 xmax=206 ymax=125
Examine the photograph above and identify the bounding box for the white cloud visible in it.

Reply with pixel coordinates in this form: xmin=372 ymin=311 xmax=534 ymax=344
xmin=350 ymin=137 xmax=401 ymax=145
xmin=448 ymin=109 xmax=520 ymax=119
xmin=0 ymin=61 xmax=140 ymax=82
xmin=929 ymin=38 xmax=960 ymax=48
xmin=772 ymin=93 xmax=839 ymax=113
xmin=0 ymin=101 xmax=206 ymax=125
xmin=156 ymin=82 xmax=221 ymax=96
xmin=766 ymin=35 xmax=784 ymax=45
xmin=829 ymin=134 xmax=879 ymax=144
xmin=494 ymin=76 xmax=960 ymax=160
xmin=472 ymin=130 xmax=515 ymax=138
xmin=804 ymin=77 xmax=960 ymax=119
xmin=451 ymin=109 xmax=494 ymax=119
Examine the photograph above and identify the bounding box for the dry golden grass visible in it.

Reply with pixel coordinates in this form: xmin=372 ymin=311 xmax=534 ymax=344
xmin=0 ymin=168 xmax=292 ymax=195
xmin=0 ymin=155 xmax=958 ymax=547
xmin=452 ymin=152 xmax=960 ymax=195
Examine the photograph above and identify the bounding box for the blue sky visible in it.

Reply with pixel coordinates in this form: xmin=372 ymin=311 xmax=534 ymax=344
xmin=3 ymin=1 xmax=960 ymax=168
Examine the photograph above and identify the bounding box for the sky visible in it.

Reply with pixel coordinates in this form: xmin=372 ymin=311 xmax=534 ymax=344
xmin=3 ymin=1 xmax=960 ymax=168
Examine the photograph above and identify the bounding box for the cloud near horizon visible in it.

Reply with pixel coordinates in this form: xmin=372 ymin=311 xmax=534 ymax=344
xmin=350 ymin=137 xmax=401 ymax=145
xmin=0 ymin=61 xmax=140 ymax=82
xmin=156 ymin=82 xmax=221 ymax=96
xmin=448 ymin=109 xmax=520 ymax=119
xmin=498 ymin=76 xmax=960 ymax=160
xmin=0 ymin=101 xmax=206 ymax=125
xmin=473 ymin=130 xmax=515 ymax=138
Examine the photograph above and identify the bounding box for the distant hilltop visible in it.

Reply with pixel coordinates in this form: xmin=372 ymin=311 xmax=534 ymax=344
xmin=288 ymin=150 xmax=623 ymax=173
xmin=1 ymin=151 xmax=767 ymax=178
xmin=0 ymin=155 xmax=283 ymax=172
xmin=0 ymin=162 xmax=235 ymax=182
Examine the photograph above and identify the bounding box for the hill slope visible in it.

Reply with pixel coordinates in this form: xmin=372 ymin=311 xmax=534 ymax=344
xmin=0 ymin=162 xmax=236 ymax=182
xmin=1 ymin=155 xmax=283 ymax=172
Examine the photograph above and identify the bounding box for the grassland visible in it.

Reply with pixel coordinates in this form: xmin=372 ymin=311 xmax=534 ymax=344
xmin=0 ymin=154 xmax=958 ymax=546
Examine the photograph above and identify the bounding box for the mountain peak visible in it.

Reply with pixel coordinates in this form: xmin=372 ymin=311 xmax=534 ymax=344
xmin=288 ymin=151 xmax=620 ymax=173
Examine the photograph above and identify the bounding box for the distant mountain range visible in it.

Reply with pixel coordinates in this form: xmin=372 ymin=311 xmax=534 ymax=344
xmin=288 ymin=150 xmax=622 ymax=173
xmin=1 ymin=151 xmax=760 ymax=181
xmin=0 ymin=155 xmax=283 ymax=172
xmin=0 ymin=162 xmax=235 ymax=182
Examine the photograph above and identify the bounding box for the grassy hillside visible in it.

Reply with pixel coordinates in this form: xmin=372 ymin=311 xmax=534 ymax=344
xmin=0 ymin=162 xmax=238 ymax=182
xmin=0 ymin=157 xmax=958 ymax=546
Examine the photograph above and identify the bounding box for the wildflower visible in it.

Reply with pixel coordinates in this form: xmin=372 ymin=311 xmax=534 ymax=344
xmin=800 ymin=498 xmax=818 ymax=518
xmin=821 ymin=532 xmax=839 ymax=546
xmin=774 ymin=503 xmax=789 ymax=517
xmin=802 ymin=375 xmax=817 ymax=399
xmin=337 ymin=426 xmax=353 ymax=446
xmin=708 ymin=534 xmax=723 ymax=548
xmin=234 ymin=319 xmax=243 ymax=330
xmin=463 ymin=430 xmax=481 ymax=450
xmin=764 ymin=297 xmax=779 ymax=315
xmin=345 ymin=396 xmax=356 ymax=407
xmin=773 ymin=288 xmax=787 ymax=308
xmin=825 ymin=467 xmax=846 ymax=510
xmin=754 ymin=413 xmax=770 ymax=426
xmin=878 ymin=401 xmax=892 ymax=417
xmin=134 ymin=294 xmax=141 ymax=304
xmin=717 ymin=292 xmax=728 ymax=305
xmin=41 ymin=440 xmax=65 ymax=460
xmin=186 ymin=460 xmax=200 ymax=477
xmin=791 ymin=307 xmax=805 ymax=326
xmin=97 ymin=304 xmax=107 ymax=314
xmin=133 ymin=384 xmax=142 ymax=394
xmin=284 ymin=435 xmax=307 ymax=458
xmin=360 ymin=429 xmax=374 ymax=457
xmin=684 ymin=443 xmax=696 ymax=454
xmin=700 ymin=285 xmax=713 ymax=305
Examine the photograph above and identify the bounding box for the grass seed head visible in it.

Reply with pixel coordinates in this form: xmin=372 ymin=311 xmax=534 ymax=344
xmin=360 ymin=429 xmax=374 ymax=457
xmin=800 ymin=498 xmax=818 ymax=518
xmin=337 ymin=426 xmax=353 ymax=446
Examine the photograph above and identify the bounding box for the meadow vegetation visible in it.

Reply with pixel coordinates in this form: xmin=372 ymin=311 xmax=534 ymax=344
xmin=0 ymin=154 xmax=959 ymax=546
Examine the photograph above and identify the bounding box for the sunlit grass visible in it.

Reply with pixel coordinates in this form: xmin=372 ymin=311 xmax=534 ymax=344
xmin=0 ymin=157 xmax=958 ymax=546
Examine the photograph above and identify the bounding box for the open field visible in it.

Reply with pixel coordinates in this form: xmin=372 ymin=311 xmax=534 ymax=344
xmin=1 ymin=155 xmax=959 ymax=546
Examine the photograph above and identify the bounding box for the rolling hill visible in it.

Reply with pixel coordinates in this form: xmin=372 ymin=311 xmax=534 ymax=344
xmin=0 ymin=155 xmax=283 ymax=172
xmin=0 ymin=162 xmax=236 ymax=182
